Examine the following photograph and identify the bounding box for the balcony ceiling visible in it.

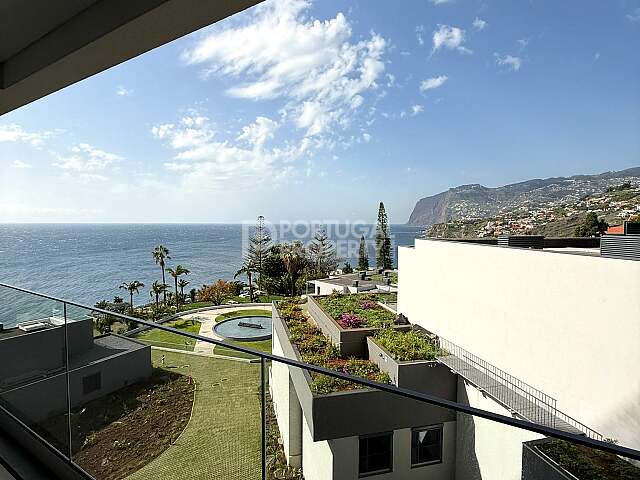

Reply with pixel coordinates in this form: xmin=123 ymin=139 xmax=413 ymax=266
xmin=0 ymin=0 xmax=262 ymax=115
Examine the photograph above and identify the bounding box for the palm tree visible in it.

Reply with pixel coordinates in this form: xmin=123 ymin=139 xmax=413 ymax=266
xmin=150 ymin=281 xmax=168 ymax=310
xmin=178 ymin=278 xmax=190 ymax=305
xmin=281 ymin=242 xmax=308 ymax=297
xmin=152 ymin=245 xmax=171 ymax=304
xmin=119 ymin=281 xmax=144 ymax=314
xmin=235 ymin=261 xmax=256 ymax=302
xmin=167 ymin=265 xmax=190 ymax=311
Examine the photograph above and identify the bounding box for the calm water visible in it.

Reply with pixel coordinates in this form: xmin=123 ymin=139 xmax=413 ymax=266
xmin=0 ymin=224 xmax=421 ymax=324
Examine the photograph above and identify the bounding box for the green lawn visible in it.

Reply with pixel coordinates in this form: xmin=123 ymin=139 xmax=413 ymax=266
xmin=126 ymin=351 xmax=262 ymax=480
xmin=134 ymin=319 xmax=201 ymax=351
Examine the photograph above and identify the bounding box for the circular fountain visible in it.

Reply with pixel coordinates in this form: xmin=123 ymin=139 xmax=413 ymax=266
xmin=214 ymin=315 xmax=272 ymax=341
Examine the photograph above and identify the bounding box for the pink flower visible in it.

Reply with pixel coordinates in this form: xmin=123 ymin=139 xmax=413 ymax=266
xmin=338 ymin=313 xmax=363 ymax=328
xmin=360 ymin=300 xmax=376 ymax=309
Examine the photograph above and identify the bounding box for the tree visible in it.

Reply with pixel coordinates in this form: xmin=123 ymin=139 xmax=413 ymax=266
xmin=94 ymin=300 xmax=116 ymax=334
xmin=189 ymin=288 xmax=197 ymax=303
xmin=119 ymin=281 xmax=144 ymax=314
xmin=235 ymin=261 xmax=257 ymax=302
xmin=152 ymin=245 xmax=171 ymax=304
xmin=178 ymin=278 xmax=190 ymax=304
xmin=375 ymin=202 xmax=393 ymax=270
xmin=343 ymin=262 xmax=353 ymax=274
xmin=358 ymin=235 xmax=369 ymax=270
xmin=150 ymin=281 xmax=168 ymax=310
xmin=167 ymin=265 xmax=190 ymax=311
xmin=308 ymin=228 xmax=338 ymax=278
xmin=261 ymin=245 xmax=289 ymax=295
xmin=197 ymin=280 xmax=235 ymax=305
xmin=281 ymin=241 xmax=308 ymax=296
xmin=247 ymin=216 xmax=272 ymax=288
xmin=574 ymin=212 xmax=608 ymax=237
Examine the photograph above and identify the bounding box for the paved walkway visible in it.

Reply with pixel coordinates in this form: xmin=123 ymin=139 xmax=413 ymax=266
xmin=179 ymin=305 xmax=272 ymax=356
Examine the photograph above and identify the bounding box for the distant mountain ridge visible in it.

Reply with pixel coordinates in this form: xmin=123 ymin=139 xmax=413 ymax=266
xmin=407 ymin=167 xmax=640 ymax=226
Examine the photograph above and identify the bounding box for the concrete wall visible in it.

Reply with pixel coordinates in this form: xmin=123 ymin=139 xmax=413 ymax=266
xmin=398 ymin=239 xmax=640 ymax=450
xmin=0 ymin=319 xmax=94 ymax=384
xmin=301 ymin=421 xmax=457 ymax=480
xmin=455 ymin=378 xmax=541 ymax=480
xmin=1 ymin=344 xmax=152 ymax=423
xmin=270 ymin=324 xmax=302 ymax=467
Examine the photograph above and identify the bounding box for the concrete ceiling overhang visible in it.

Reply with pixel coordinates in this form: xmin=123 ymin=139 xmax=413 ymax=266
xmin=0 ymin=0 xmax=262 ymax=115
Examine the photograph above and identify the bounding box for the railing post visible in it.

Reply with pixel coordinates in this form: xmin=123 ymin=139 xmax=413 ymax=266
xmin=63 ymin=302 xmax=73 ymax=462
xmin=261 ymin=357 xmax=266 ymax=480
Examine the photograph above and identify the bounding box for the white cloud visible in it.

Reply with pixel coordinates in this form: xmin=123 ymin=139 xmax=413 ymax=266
xmin=182 ymin=0 xmax=387 ymax=139
xmin=627 ymin=8 xmax=640 ymax=21
xmin=153 ymin=113 xmax=308 ymax=190
xmin=0 ymin=124 xmax=58 ymax=147
xmin=237 ymin=116 xmax=278 ymax=148
xmin=116 ymin=85 xmax=134 ymax=96
xmin=52 ymin=143 xmax=123 ymax=173
xmin=472 ymin=17 xmax=487 ymax=31
xmin=494 ymin=53 xmax=522 ymax=72
xmin=416 ymin=25 xmax=425 ymax=46
xmin=429 ymin=0 xmax=453 ymax=4
xmin=10 ymin=160 xmax=32 ymax=169
xmin=432 ymin=25 xmax=471 ymax=55
xmin=517 ymin=38 xmax=530 ymax=51
xmin=400 ymin=51 xmax=411 ymax=56
xmin=362 ymin=133 xmax=371 ymax=143
xmin=411 ymin=104 xmax=424 ymax=116
xmin=420 ymin=75 xmax=448 ymax=92
xmin=594 ymin=52 xmax=601 ymax=61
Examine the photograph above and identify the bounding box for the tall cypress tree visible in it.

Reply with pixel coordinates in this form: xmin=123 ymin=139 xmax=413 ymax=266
xmin=375 ymin=202 xmax=393 ymax=270
xmin=308 ymin=228 xmax=338 ymax=278
xmin=358 ymin=235 xmax=369 ymax=270
xmin=248 ymin=215 xmax=271 ymax=288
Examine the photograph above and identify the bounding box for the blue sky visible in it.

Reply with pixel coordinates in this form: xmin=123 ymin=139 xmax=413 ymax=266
xmin=1 ymin=0 xmax=639 ymax=223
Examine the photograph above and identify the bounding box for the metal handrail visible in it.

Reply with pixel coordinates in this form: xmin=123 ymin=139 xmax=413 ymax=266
xmin=0 ymin=282 xmax=637 ymax=464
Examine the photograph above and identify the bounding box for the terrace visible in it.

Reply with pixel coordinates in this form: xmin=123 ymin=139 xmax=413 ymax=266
xmin=0 ymin=283 xmax=638 ymax=480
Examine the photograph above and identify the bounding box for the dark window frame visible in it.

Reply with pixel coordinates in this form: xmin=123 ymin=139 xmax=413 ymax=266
xmin=411 ymin=424 xmax=443 ymax=468
xmin=82 ymin=372 xmax=102 ymax=395
xmin=358 ymin=431 xmax=394 ymax=477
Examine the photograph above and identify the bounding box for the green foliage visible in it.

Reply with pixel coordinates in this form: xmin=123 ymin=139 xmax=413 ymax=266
xmin=574 ymin=212 xmax=608 ymax=237
xmin=375 ymin=202 xmax=393 ymax=270
xmin=374 ymin=328 xmax=438 ymax=361
xmin=317 ymin=293 xmax=396 ymax=328
xmin=277 ymin=298 xmax=390 ymax=394
xmin=539 ymin=440 xmax=640 ymax=480
xmin=197 ymin=280 xmax=235 ymax=305
xmin=247 ymin=215 xmax=272 ymax=289
xmin=358 ymin=235 xmax=369 ymax=270
xmin=342 ymin=262 xmax=353 ymax=274
xmin=308 ymin=228 xmax=338 ymax=279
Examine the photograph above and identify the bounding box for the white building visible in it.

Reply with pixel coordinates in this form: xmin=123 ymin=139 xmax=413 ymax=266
xmin=271 ymin=235 xmax=640 ymax=479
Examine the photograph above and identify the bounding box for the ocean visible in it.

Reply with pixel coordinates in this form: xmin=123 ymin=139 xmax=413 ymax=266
xmin=0 ymin=223 xmax=422 ymax=318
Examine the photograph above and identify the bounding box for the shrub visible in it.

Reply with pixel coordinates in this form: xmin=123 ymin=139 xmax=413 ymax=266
xmin=318 ymin=293 xmax=395 ymax=328
xmin=374 ymin=328 xmax=438 ymax=361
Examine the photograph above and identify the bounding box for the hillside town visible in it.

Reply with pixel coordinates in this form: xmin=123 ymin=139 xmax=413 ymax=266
xmin=427 ymin=182 xmax=640 ymax=238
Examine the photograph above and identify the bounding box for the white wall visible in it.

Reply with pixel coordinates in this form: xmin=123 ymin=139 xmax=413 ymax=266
xmin=455 ymin=378 xmax=541 ymax=480
xmin=302 ymin=422 xmax=456 ymax=480
xmin=398 ymin=239 xmax=640 ymax=449
xmin=270 ymin=326 xmax=302 ymax=467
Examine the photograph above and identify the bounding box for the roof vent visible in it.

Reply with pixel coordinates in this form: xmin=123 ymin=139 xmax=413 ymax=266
xmin=497 ymin=235 xmax=545 ymax=249
xmin=352 ymin=280 xmax=359 ymax=287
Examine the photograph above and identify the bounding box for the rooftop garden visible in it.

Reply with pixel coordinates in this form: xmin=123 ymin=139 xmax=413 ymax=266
xmin=316 ymin=292 xmax=396 ymax=329
xmin=278 ymin=299 xmax=390 ymax=394
xmin=374 ymin=328 xmax=439 ymax=361
xmin=538 ymin=439 xmax=640 ymax=480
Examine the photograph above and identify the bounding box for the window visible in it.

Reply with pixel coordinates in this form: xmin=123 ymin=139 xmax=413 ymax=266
xmin=82 ymin=372 xmax=102 ymax=395
xmin=359 ymin=432 xmax=393 ymax=477
xmin=411 ymin=425 xmax=443 ymax=467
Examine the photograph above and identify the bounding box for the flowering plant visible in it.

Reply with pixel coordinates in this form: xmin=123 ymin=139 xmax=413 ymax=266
xmin=338 ymin=313 xmax=363 ymax=328
xmin=360 ymin=300 xmax=376 ymax=309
